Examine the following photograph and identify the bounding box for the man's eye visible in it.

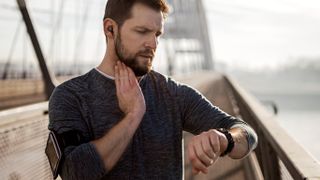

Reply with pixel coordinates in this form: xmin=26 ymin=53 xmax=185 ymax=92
xmin=137 ymin=30 xmax=147 ymax=34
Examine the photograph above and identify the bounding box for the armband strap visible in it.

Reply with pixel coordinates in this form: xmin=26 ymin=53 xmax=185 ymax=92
xmin=59 ymin=130 xmax=85 ymax=148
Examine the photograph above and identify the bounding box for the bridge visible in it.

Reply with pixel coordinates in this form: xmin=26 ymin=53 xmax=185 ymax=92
xmin=0 ymin=0 xmax=320 ymax=179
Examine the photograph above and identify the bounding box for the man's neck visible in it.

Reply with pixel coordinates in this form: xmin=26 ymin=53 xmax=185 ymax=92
xmin=97 ymin=54 xmax=142 ymax=81
xmin=97 ymin=51 xmax=117 ymax=78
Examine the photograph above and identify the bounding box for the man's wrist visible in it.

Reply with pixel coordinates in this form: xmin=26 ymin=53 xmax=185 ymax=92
xmin=229 ymin=127 xmax=251 ymax=158
xmin=126 ymin=112 xmax=144 ymax=122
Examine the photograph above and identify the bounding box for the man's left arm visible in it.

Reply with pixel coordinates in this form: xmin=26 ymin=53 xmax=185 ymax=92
xmin=176 ymin=83 xmax=257 ymax=174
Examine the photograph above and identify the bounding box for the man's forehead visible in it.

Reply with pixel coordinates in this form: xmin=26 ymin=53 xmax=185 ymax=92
xmin=127 ymin=3 xmax=164 ymax=29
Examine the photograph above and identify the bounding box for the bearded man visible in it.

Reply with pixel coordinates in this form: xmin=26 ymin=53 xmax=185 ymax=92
xmin=47 ymin=0 xmax=258 ymax=179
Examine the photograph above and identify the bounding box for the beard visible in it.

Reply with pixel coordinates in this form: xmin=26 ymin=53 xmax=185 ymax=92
xmin=115 ymin=31 xmax=154 ymax=77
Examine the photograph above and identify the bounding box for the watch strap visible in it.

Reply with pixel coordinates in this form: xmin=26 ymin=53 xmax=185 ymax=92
xmin=217 ymin=128 xmax=235 ymax=156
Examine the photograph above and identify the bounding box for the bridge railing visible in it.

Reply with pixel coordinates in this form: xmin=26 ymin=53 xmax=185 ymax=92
xmin=0 ymin=102 xmax=53 ymax=180
xmin=224 ymin=75 xmax=320 ymax=180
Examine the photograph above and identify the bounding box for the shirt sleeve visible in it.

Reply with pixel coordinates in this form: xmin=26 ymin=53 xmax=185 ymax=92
xmin=48 ymin=85 xmax=106 ymax=180
xmin=177 ymin=83 xmax=258 ymax=153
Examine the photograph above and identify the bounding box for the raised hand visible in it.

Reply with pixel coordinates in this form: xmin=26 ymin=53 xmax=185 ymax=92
xmin=114 ymin=61 xmax=146 ymax=119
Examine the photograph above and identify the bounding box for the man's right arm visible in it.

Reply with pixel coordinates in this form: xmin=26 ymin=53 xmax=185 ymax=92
xmin=91 ymin=61 xmax=146 ymax=171
xmin=49 ymin=62 xmax=145 ymax=180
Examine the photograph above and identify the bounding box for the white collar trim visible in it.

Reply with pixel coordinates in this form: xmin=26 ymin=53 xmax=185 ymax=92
xmin=95 ymin=67 xmax=115 ymax=80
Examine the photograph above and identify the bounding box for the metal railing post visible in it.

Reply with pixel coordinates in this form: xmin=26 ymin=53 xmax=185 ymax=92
xmin=16 ymin=0 xmax=57 ymax=100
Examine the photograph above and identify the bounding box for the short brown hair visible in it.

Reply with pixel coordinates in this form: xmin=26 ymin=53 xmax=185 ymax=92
xmin=103 ymin=0 xmax=169 ymax=27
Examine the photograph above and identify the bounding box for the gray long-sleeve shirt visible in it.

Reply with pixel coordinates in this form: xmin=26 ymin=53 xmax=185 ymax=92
xmin=48 ymin=69 xmax=257 ymax=179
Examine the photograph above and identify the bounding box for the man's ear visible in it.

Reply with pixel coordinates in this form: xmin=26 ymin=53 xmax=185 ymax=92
xmin=103 ymin=18 xmax=117 ymax=39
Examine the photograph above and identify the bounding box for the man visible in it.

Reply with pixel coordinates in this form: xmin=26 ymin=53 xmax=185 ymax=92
xmin=48 ymin=0 xmax=258 ymax=179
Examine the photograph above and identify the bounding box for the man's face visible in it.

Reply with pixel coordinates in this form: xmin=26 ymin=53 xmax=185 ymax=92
xmin=114 ymin=3 xmax=164 ymax=76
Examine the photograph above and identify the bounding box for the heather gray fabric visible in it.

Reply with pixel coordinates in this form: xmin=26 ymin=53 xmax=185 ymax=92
xmin=48 ymin=69 xmax=257 ymax=180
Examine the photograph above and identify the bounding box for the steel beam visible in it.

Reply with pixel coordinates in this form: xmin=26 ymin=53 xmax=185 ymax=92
xmin=16 ymin=0 xmax=57 ymax=100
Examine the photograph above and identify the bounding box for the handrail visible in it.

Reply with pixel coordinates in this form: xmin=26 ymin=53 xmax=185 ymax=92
xmin=0 ymin=101 xmax=48 ymax=129
xmin=224 ymin=75 xmax=320 ymax=180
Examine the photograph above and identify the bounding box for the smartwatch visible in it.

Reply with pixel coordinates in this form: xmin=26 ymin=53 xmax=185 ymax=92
xmin=217 ymin=128 xmax=235 ymax=156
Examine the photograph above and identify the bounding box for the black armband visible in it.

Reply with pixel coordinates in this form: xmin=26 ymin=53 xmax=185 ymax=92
xmin=45 ymin=130 xmax=85 ymax=179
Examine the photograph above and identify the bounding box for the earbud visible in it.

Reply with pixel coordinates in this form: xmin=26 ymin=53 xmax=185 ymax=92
xmin=107 ymin=26 xmax=113 ymax=33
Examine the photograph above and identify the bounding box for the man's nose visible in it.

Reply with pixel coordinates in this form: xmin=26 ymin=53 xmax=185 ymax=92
xmin=144 ymin=36 xmax=158 ymax=50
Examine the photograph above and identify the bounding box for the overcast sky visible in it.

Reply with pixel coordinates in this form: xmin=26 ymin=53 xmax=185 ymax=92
xmin=204 ymin=0 xmax=320 ymax=69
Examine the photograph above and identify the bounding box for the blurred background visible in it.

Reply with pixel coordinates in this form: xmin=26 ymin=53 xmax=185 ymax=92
xmin=0 ymin=0 xmax=319 ymax=179
xmin=204 ymin=0 xmax=320 ymax=161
